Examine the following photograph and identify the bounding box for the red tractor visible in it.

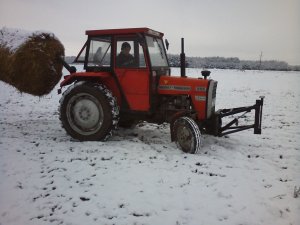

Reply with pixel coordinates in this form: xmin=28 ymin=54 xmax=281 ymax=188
xmin=58 ymin=28 xmax=264 ymax=154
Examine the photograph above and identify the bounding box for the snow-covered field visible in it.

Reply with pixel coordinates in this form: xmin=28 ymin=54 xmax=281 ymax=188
xmin=0 ymin=68 xmax=299 ymax=225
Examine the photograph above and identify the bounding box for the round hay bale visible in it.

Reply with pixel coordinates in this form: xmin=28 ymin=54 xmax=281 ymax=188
xmin=0 ymin=27 xmax=64 ymax=96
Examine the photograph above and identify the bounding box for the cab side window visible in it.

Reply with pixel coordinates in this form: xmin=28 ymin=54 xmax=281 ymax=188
xmin=87 ymin=36 xmax=111 ymax=67
xmin=116 ymin=38 xmax=146 ymax=68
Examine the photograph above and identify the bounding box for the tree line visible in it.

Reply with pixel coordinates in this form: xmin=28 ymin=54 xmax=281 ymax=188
xmin=168 ymin=54 xmax=300 ymax=71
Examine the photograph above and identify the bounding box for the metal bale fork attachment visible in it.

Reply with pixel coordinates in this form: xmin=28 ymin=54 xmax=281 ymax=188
xmin=212 ymin=96 xmax=264 ymax=137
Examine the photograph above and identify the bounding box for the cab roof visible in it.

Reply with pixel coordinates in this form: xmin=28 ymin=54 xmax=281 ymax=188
xmin=86 ymin=27 xmax=164 ymax=37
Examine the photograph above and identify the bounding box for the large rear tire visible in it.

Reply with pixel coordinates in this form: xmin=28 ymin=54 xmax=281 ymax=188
xmin=59 ymin=82 xmax=119 ymax=141
xmin=172 ymin=117 xmax=202 ymax=154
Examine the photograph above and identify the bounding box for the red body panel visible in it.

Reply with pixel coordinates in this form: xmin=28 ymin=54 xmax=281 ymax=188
xmin=60 ymin=72 xmax=210 ymax=119
xmin=158 ymin=76 xmax=210 ymax=120
xmin=115 ymin=68 xmax=150 ymax=111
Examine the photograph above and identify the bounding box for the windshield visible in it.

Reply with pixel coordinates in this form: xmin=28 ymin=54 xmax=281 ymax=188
xmin=146 ymin=36 xmax=168 ymax=67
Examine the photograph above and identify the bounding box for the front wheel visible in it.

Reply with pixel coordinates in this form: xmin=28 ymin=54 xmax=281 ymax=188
xmin=172 ymin=117 xmax=202 ymax=154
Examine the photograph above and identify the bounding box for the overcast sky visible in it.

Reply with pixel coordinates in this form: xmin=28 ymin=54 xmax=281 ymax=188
xmin=1 ymin=0 xmax=299 ymax=65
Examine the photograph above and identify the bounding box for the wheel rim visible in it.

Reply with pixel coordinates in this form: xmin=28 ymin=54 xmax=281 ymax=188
xmin=66 ymin=93 xmax=104 ymax=136
xmin=176 ymin=123 xmax=195 ymax=153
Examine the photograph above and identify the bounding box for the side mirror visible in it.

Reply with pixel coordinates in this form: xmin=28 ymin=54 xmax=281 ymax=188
xmin=165 ymin=39 xmax=169 ymax=50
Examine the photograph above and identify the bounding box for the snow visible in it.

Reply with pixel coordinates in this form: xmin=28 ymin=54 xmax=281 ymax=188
xmin=0 ymin=68 xmax=300 ymax=225
xmin=0 ymin=27 xmax=55 ymax=52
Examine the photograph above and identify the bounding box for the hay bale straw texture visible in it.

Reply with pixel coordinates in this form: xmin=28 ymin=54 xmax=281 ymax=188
xmin=0 ymin=27 xmax=64 ymax=96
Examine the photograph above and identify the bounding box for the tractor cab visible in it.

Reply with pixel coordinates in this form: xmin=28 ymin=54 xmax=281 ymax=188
xmin=71 ymin=28 xmax=170 ymax=111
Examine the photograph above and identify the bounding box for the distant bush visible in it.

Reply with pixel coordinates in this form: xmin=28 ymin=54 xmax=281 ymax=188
xmin=168 ymin=54 xmax=300 ymax=71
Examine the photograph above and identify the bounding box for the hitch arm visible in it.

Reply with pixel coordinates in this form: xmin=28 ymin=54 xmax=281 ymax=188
xmin=57 ymin=56 xmax=77 ymax=74
xmin=212 ymin=96 xmax=264 ymax=137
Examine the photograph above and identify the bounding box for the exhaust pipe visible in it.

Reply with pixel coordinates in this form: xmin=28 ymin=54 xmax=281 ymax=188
xmin=180 ymin=38 xmax=186 ymax=78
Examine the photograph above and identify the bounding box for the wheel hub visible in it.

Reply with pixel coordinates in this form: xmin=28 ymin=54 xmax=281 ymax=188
xmin=78 ymin=106 xmax=91 ymax=121
xmin=175 ymin=122 xmax=196 ymax=153
xmin=73 ymin=99 xmax=101 ymax=129
xmin=67 ymin=94 xmax=104 ymax=135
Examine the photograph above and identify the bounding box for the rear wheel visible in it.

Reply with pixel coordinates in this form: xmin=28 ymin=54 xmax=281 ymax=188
xmin=172 ymin=117 xmax=202 ymax=154
xmin=59 ymin=82 xmax=119 ymax=141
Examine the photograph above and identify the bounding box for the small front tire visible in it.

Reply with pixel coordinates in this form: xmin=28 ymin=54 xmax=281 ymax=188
xmin=172 ymin=117 xmax=202 ymax=154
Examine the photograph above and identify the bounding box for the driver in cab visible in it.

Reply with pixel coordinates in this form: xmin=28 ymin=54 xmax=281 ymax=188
xmin=116 ymin=42 xmax=135 ymax=67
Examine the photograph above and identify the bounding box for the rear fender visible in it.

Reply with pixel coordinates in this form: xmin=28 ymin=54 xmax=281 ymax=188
xmin=60 ymin=71 xmax=110 ymax=87
xmin=58 ymin=72 xmax=121 ymax=105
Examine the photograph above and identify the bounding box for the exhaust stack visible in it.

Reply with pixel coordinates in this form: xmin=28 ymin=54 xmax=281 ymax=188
xmin=180 ymin=38 xmax=186 ymax=78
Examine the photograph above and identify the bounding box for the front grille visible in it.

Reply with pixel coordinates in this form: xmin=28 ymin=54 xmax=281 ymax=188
xmin=206 ymin=81 xmax=218 ymax=119
xmin=212 ymin=82 xmax=217 ymax=99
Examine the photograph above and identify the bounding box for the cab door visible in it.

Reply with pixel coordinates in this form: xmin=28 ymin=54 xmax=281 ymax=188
xmin=114 ymin=36 xmax=150 ymax=111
